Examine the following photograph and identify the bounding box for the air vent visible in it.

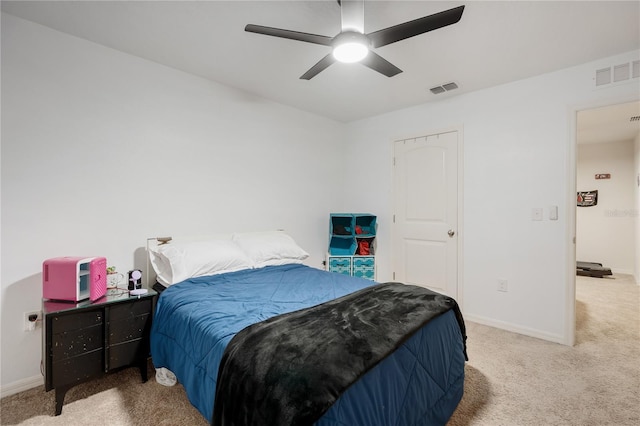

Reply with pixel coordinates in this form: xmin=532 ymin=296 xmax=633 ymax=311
xmin=613 ymin=63 xmax=630 ymax=82
xmin=595 ymin=61 xmax=639 ymax=87
xmin=630 ymin=116 xmax=640 ymax=122
xmin=595 ymin=67 xmax=611 ymax=86
xmin=430 ymin=81 xmax=459 ymax=95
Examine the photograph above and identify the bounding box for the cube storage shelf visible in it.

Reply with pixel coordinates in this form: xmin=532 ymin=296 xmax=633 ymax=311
xmin=327 ymin=213 xmax=376 ymax=280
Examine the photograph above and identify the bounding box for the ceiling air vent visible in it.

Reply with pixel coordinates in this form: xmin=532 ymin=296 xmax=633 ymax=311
xmin=633 ymin=60 xmax=640 ymax=79
xmin=630 ymin=116 xmax=640 ymax=122
xmin=430 ymin=81 xmax=459 ymax=95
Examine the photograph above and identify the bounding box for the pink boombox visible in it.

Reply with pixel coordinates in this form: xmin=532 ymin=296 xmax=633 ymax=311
xmin=42 ymin=257 xmax=107 ymax=302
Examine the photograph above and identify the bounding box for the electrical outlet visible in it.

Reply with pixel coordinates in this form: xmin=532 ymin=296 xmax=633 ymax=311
xmin=24 ymin=311 xmax=41 ymax=332
xmin=497 ymin=279 xmax=508 ymax=292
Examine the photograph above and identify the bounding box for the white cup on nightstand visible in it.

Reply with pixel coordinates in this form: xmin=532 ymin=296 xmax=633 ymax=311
xmin=107 ymin=272 xmax=124 ymax=289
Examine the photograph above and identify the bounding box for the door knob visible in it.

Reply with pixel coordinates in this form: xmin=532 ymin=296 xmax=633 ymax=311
xmin=448 ymin=229 xmax=455 ymax=238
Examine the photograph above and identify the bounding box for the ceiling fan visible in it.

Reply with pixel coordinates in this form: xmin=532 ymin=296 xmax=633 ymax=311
xmin=245 ymin=1 xmax=465 ymax=80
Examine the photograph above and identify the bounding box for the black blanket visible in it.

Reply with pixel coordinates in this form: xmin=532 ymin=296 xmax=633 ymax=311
xmin=212 ymin=282 xmax=467 ymax=426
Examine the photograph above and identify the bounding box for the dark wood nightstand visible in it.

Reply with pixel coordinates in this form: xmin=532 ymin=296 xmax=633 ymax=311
xmin=42 ymin=289 xmax=157 ymax=415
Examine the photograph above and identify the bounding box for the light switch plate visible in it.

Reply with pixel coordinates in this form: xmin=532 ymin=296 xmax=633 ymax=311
xmin=549 ymin=206 xmax=558 ymax=220
xmin=532 ymin=208 xmax=543 ymax=221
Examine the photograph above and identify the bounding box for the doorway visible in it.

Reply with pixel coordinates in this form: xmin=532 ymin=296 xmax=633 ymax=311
xmin=573 ymin=100 xmax=640 ymax=343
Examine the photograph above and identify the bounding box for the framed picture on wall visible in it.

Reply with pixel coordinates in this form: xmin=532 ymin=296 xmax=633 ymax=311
xmin=577 ymin=190 xmax=598 ymax=207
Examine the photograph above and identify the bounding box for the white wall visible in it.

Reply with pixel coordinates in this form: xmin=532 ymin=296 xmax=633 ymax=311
xmin=343 ymin=50 xmax=640 ymax=343
xmin=0 ymin=14 xmax=347 ymax=393
xmin=576 ymin=141 xmax=637 ymax=274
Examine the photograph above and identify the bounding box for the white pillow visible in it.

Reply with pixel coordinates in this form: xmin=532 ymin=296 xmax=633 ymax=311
xmin=232 ymin=231 xmax=309 ymax=268
xmin=149 ymin=239 xmax=254 ymax=286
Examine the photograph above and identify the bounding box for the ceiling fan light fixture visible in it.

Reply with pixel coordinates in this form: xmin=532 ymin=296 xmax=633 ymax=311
xmin=332 ymin=31 xmax=369 ymax=63
xmin=245 ymin=3 xmax=465 ymax=79
xmin=333 ymin=42 xmax=369 ymax=63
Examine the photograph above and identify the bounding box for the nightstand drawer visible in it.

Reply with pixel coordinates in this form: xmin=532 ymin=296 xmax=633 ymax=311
xmin=110 ymin=299 xmax=152 ymax=320
xmin=109 ymin=313 xmax=151 ymax=344
xmin=52 ymin=323 xmax=104 ymax=360
xmin=51 ymin=310 xmax=103 ymax=333
xmin=109 ymin=340 xmax=146 ymax=370
xmin=52 ymin=350 xmax=104 ymax=387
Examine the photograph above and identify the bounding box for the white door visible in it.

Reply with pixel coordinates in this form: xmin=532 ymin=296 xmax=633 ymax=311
xmin=392 ymin=131 xmax=458 ymax=297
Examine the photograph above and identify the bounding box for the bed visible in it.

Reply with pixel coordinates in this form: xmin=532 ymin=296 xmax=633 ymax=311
xmin=148 ymin=232 xmax=467 ymax=426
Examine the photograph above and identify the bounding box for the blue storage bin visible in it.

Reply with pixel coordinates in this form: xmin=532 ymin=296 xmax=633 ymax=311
xmin=353 ymin=256 xmax=375 ymax=280
xmin=329 ymin=257 xmax=352 ymax=275
xmin=330 ymin=214 xmax=355 ymax=236
xmin=353 ymin=257 xmax=374 ymax=268
xmin=329 ymin=236 xmax=357 ymax=255
xmin=354 ymin=214 xmax=376 ymax=237
xmin=355 ymin=237 xmax=375 ymax=255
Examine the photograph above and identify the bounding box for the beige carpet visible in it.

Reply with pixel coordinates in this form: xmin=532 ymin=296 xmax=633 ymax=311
xmin=2 ymin=275 xmax=638 ymax=425
xmin=448 ymin=274 xmax=639 ymax=426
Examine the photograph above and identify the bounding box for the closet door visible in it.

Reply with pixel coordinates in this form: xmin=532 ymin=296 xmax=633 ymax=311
xmin=392 ymin=131 xmax=458 ymax=298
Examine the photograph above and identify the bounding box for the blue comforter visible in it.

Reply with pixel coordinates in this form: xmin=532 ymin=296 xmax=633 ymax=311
xmin=150 ymin=264 xmax=466 ymax=425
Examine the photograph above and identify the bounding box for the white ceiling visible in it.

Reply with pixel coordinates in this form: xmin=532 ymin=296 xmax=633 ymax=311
xmin=2 ymin=0 xmax=639 ymax=138
xmin=577 ymin=101 xmax=640 ymax=145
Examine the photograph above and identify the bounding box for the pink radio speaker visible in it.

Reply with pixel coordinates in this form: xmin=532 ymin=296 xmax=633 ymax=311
xmin=43 ymin=256 xmax=107 ymax=302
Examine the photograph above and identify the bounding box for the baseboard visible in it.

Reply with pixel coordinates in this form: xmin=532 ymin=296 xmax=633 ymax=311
xmin=0 ymin=375 xmax=43 ymax=399
xmin=464 ymin=314 xmax=568 ymax=345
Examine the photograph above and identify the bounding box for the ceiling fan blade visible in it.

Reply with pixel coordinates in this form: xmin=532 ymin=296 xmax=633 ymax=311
xmin=245 ymin=24 xmax=333 ymax=46
xmin=367 ymin=5 xmax=465 ymax=48
xmin=340 ymin=0 xmax=365 ymax=33
xmin=300 ymin=54 xmax=336 ymax=80
xmin=360 ymin=51 xmax=402 ymax=77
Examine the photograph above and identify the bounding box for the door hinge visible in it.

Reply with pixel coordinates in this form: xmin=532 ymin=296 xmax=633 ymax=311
xmin=393 ymin=272 xmax=396 ymax=280
xmin=393 ymin=157 xmax=396 ymax=166
xmin=393 ymin=214 xmax=395 ymax=223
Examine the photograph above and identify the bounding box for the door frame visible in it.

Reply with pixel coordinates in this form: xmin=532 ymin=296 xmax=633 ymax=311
xmin=566 ymin=94 xmax=639 ymax=346
xmin=390 ymin=125 xmax=465 ymax=306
